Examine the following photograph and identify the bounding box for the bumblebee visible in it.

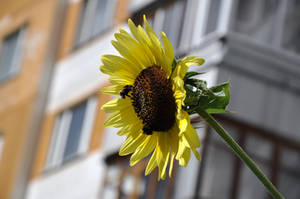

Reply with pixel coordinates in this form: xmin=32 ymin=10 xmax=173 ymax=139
xmin=120 ymin=85 xmax=133 ymax=99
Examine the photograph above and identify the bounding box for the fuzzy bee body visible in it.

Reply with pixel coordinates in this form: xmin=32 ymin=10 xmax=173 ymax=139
xmin=120 ymin=85 xmax=133 ymax=99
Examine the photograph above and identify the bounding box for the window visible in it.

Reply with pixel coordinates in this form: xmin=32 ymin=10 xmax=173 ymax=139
xmin=0 ymin=26 xmax=26 ymax=82
xmin=281 ymin=0 xmax=300 ymax=54
xmin=74 ymin=0 xmax=117 ymax=48
xmin=143 ymin=0 xmax=187 ymax=52
xmin=204 ymin=0 xmax=222 ymax=35
xmin=278 ymin=147 xmax=300 ymax=198
xmin=232 ymin=0 xmax=279 ymax=44
xmin=45 ymin=96 xmax=98 ymax=170
xmin=0 ymin=134 xmax=4 ymax=161
xmin=193 ymin=117 xmax=300 ymax=199
xmin=100 ymin=153 xmax=177 ymax=199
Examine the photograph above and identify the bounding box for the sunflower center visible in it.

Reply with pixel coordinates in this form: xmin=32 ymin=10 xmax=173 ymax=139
xmin=130 ymin=65 xmax=176 ymax=135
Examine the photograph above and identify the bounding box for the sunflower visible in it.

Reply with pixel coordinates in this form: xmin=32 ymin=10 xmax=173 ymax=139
xmin=100 ymin=15 xmax=205 ymax=180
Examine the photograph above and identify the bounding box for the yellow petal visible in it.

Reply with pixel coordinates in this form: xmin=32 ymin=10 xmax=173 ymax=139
xmin=143 ymin=15 xmax=170 ymax=75
xmin=101 ymin=85 xmax=123 ymax=96
xmin=176 ymin=138 xmax=187 ymax=160
xmin=104 ymin=106 xmax=139 ymax=127
xmin=180 ymin=56 xmax=205 ymax=67
xmin=161 ymin=32 xmax=174 ymax=74
xmin=179 ymin=148 xmax=191 ymax=166
xmin=159 ymin=152 xmax=170 ymax=180
xmin=111 ymin=40 xmax=144 ymax=70
xmin=172 ymin=56 xmax=205 ymax=79
xmin=173 ymin=76 xmax=186 ymax=102
xmin=157 ymin=133 xmax=170 ymax=180
xmin=178 ymin=117 xmax=188 ymax=136
xmin=168 ymin=129 xmax=179 ymax=177
xmin=117 ymin=122 xmax=142 ymax=136
xmin=121 ymin=25 xmax=156 ymax=66
xmin=145 ymin=147 xmax=158 ymax=175
xmin=181 ymin=124 xmax=201 ymax=161
xmin=109 ymin=75 xmax=132 ymax=85
xmin=137 ymin=25 xmax=160 ymax=66
xmin=119 ymin=132 xmax=146 ymax=156
xmin=101 ymin=54 xmax=140 ymax=78
xmin=191 ymin=148 xmax=202 ymax=161
xmin=115 ymin=30 xmax=152 ymax=68
xmin=143 ymin=15 xmax=161 ymax=52
xmin=183 ymin=124 xmax=201 ymax=148
xmin=130 ymin=134 xmax=157 ymax=166
xmin=101 ymin=98 xmax=130 ymax=113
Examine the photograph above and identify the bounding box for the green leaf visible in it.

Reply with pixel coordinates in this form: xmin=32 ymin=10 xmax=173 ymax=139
xmin=171 ymin=58 xmax=178 ymax=72
xmin=184 ymin=80 xmax=231 ymax=114
xmin=184 ymin=71 xmax=205 ymax=81
xmin=185 ymin=79 xmax=207 ymax=90
xmin=207 ymin=81 xmax=230 ymax=109
xmin=205 ymin=108 xmax=232 ymax=114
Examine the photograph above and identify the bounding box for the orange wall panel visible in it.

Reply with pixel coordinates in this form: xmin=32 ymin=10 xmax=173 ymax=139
xmin=0 ymin=0 xmax=57 ymax=198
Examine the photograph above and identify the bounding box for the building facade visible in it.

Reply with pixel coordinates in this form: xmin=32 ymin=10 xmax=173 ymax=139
xmin=0 ymin=0 xmax=59 ymax=198
xmin=0 ymin=0 xmax=299 ymax=199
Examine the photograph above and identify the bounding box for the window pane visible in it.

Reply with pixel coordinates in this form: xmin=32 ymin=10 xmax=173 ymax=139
xmin=238 ymin=135 xmax=273 ymax=199
xmin=199 ymin=141 xmax=235 ymax=199
xmin=46 ymin=111 xmax=73 ymax=169
xmin=73 ymin=0 xmax=89 ymax=47
xmin=281 ymin=147 xmax=300 ymax=171
xmin=281 ymin=0 xmax=300 ymax=54
xmin=279 ymin=147 xmax=300 ymax=199
xmin=245 ymin=134 xmax=273 ymax=161
xmin=279 ymin=170 xmax=300 ymax=199
xmin=63 ymin=100 xmax=87 ymax=161
xmin=205 ymin=0 xmax=221 ymax=34
xmin=232 ymin=0 xmax=279 ymax=44
xmin=92 ymin=0 xmax=109 ymax=36
xmin=0 ymin=28 xmax=24 ymax=81
xmin=92 ymin=0 xmax=115 ymax=37
xmin=238 ymin=163 xmax=271 ymax=199
xmin=162 ymin=0 xmax=186 ymax=50
xmin=74 ymin=0 xmax=116 ymax=48
xmin=102 ymin=165 xmax=121 ymax=199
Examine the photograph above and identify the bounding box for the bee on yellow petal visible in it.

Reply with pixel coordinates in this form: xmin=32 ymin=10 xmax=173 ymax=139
xmin=100 ymin=15 xmax=205 ymax=180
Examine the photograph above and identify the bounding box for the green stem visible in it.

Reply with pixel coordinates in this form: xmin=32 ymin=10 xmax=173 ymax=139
xmin=196 ymin=107 xmax=284 ymax=199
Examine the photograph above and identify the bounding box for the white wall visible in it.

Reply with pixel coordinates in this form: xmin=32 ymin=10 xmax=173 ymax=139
xmin=26 ymin=152 xmax=105 ymax=199
xmin=47 ymin=24 xmax=127 ymax=113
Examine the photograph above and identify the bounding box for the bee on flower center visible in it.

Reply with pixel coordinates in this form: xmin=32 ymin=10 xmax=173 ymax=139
xmin=121 ymin=66 xmax=176 ymax=135
xmin=120 ymin=85 xmax=133 ymax=99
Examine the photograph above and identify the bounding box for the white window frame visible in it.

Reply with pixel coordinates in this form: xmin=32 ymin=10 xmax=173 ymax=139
xmin=74 ymin=0 xmax=117 ymax=48
xmin=45 ymin=96 xmax=98 ymax=170
xmin=151 ymin=0 xmax=187 ymax=52
xmin=0 ymin=26 xmax=26 ymax=82
xmin=179 ymin=0 xmax=198 ymax=51
xmin=191 ymin=0 xmax=210 ymax=46
xmin=190 ymin=0 xmax=235 ymax=47
xmin=230 ymin=0 xmax=289 ymax=48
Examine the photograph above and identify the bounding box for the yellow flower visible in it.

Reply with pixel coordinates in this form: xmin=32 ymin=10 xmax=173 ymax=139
xmin=100 ymin=15 xmax=205 ymax=180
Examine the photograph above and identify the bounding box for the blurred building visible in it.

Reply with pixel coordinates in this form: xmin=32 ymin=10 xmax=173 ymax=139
xmin=0 ymin=0 xmax=60 ymax=198
xmin=0 ymin=0 xmax=299 ymax=199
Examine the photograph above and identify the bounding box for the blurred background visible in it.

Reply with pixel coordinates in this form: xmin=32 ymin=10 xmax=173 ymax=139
xmin=0 ymin=0 xmax=300 ymax=198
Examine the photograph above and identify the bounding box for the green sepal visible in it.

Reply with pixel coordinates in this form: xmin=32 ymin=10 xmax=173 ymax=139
xmin=171 ymin=58 xmax=179 ymax=72
xmin=184 ymin=71 xmax=205 ymax=80
xmin=205 ymin=108 xmax=234 ymax=114
xmin=183 ymin=74 xmax=231 ymax=115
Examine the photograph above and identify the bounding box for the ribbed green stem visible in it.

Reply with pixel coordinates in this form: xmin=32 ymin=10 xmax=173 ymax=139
xmin=196 ymin=107 xmax=284 ymax=199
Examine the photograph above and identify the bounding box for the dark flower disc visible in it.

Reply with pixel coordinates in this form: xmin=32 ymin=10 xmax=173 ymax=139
xmin=129 ymin=65 xmax=177 ymax=135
